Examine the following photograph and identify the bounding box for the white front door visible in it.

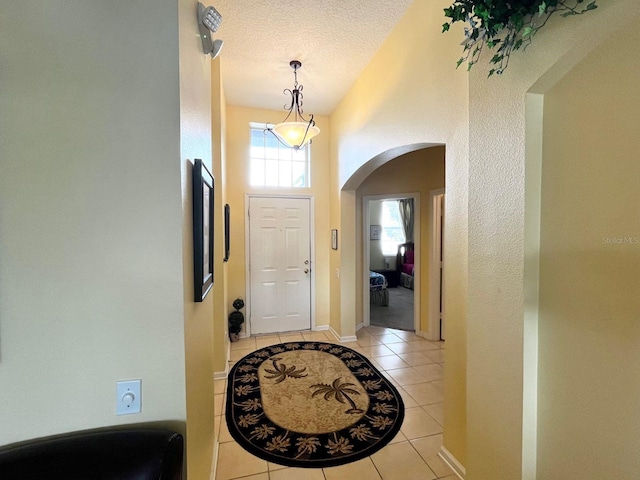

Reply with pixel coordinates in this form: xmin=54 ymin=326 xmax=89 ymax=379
xmin=248 ymin=197 xmax=311 ymax=334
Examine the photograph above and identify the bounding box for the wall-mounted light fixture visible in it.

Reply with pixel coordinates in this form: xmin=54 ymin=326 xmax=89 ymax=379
xmin=266 ymin=60 xmax=320 ymax=150
xmin=197 ymin=2 xmax=223 ymax=59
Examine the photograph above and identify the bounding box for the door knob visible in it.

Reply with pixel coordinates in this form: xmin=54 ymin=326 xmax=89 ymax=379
xmin=304 ymin=269 xmax=309 ymax=274
xmin=304 ymin=260 xmax=309 ymax=265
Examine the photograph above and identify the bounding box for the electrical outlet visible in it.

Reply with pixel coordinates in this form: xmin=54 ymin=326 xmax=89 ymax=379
xmin=116 ymin=379 xmax=141 ymax=415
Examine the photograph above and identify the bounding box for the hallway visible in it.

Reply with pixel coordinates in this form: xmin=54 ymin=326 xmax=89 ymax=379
xmin=215 ymin=326 xmax=455 ymax=480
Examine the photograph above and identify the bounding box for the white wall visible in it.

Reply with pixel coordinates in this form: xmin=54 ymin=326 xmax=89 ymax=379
xmin=0 ymin=0 xmax=186 ymax=444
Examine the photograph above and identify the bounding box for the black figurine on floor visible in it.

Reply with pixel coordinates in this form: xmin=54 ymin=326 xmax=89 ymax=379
xmin=228 ymin=298 xmax=245 ymax=342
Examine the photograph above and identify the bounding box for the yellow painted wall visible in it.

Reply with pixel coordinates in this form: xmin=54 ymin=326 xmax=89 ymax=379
xmin=357 ymin=148 xmax=445 ymax=336
xmin=329 ymin=119 xmax=343 ymax=337
xmin=225 ymin=106 xmax=331 ymax=333
xmin=329 ymin=0 xmax=469 ymax=464
xmin=211 ymin=59 xmax=230 ymax=376
xmin=0 ymin=0 xmax=186 ymax=448
xmin=178 ymin=0 xmax=217 ymax=477
xmin=537 ymin=19 xmax=640 ymax=479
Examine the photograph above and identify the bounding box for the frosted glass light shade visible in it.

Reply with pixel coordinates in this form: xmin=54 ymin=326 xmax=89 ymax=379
xmin=271 ymin=121 xmax=320 ymax=149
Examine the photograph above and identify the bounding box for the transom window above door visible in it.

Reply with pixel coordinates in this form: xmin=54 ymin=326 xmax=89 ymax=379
xmin=249 ymin=124 xmax=310 ymax=188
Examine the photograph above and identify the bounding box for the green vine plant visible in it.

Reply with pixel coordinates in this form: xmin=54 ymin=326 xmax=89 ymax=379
xmin=442 ymin=0 xmax=598 ymax=76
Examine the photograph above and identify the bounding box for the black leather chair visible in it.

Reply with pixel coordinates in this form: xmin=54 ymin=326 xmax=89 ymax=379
xmin=0 ymin=428 xmax=183 ymax=480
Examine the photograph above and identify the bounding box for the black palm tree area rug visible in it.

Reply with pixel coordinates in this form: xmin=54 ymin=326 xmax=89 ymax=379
xmin=225 ymin=341 xmax=405 ymax=468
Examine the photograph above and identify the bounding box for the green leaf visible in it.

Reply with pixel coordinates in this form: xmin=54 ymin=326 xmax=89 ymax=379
xmin=456 ymin=58 xmax=465 ymax=69
xmin=446 ymin=0 xmax=600 ymax=75
xmin=538 ymin=2 xmax=547 ymax=16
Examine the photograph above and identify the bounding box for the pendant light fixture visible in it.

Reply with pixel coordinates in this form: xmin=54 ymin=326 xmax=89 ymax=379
xmin=266 ymin=60 xmax=320 ymax=150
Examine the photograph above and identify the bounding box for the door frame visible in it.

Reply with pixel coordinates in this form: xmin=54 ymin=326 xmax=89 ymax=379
xmin=362 ymin=193 xmax=420 ymax=333
xmin=428 ymin=189 xmax=445 ymax=341
xmin=244 ymin=194 xmax=316 ymax=337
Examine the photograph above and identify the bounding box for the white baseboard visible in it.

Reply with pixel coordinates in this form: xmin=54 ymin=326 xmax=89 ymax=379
xmin=438 ymin=445 xmax=466 ymax=479
xmin=356 ymin=322 xmax=364 ymax=332
xmin=313 ymin=324 xmax=329 ymax=331
xmin=214 ymin=339 xmax=231 ymax=380
xmin=326 ymin=326 xmax=357 ymax=343
xmin=210 ymin=440 xmax=219 ymax=480
xmin=328 ymin=326 xmax=340 ymax=342
xmin=417 ymin=329 xmax=442 ymax=342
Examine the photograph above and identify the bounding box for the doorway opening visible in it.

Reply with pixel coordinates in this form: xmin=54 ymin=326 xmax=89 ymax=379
xmin=429 ymin=189 xmax=445 ymax=341
xmin=363 ymin=194 xmax=420 ymax=333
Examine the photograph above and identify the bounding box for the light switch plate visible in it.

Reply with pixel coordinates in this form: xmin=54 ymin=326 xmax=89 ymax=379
xmin=116 ymin=379 xmax=141 ymax=415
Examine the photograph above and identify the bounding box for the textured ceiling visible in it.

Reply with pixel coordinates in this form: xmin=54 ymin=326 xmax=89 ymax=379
xmin=212 ymin=0 xmax=414 ymax=116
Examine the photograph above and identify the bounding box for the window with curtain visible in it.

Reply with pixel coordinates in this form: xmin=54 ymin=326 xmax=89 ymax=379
xmin=249 ymin=125 xmax=310 ymax=187
xmin=380 ymin=200 xmax=405 ymax=255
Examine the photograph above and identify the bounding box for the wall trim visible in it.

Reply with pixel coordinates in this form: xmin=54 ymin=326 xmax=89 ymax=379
xmin=428 ymin=188 xmax=445 ymax=341
xmin=214 ymin=336 xmax=231 ymax=380
xmin=438 ymin=446 xmax=466 ymax=479
xmin=328 ymin=326 xmax=340 ymax=342
xmin=341 ymin=335 xmax=358 ymax=343
xmin=210 ymin=439 xmax=219 ymax=480
xmin=313 ymin=325 xmax=329 ymax=331
xmin=328 ymin=325 xmax=357 ymax=343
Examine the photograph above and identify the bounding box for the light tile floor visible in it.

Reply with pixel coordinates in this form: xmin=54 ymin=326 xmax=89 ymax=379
xmin=215 ymin=326 xmax=457 ymax=480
